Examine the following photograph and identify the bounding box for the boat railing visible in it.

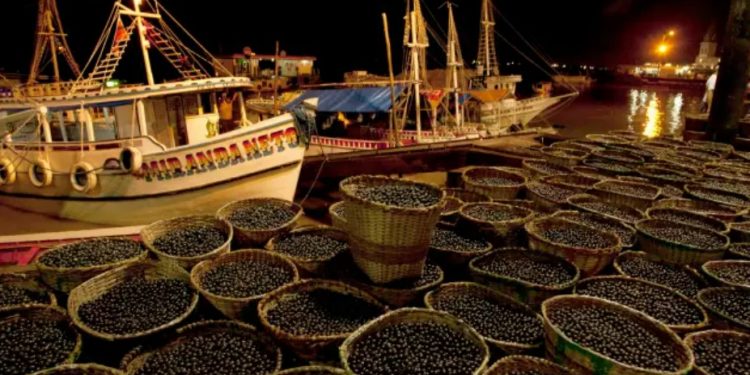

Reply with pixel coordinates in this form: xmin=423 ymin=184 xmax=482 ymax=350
xmin=310 ymin=135 xmax=390 ymax=150
xmin=12 ymin=81 xmax=79 ymax=98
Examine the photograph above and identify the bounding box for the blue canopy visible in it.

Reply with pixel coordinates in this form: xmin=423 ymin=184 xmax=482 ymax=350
xmin=285 ymin=85 xmax=405 ymax=113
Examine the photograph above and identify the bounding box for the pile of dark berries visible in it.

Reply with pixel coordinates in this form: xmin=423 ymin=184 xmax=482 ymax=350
xmin=431 ymin=228 xmax=488 ymax=253
xmin=134 ymin=330 xmax=278 ymax=375
xmin=730 ymin=243 xmax=750 ymax=259
xmin=472 ymin=176 xmax=522 ymax=186
xmin=266 ymin=289 xmax=383 ymax=336
xmin=691 ymin=332 xmax=750 ymax=375
xmin=617 ymin=254 xmax=704 ymax=298
xmin=201 ymin=261 xmax=295 ymax=298
xmin=592 ymin=150 xmax=644 ymax=164
xmin=647 ymin=209 xmax=726 ymax=233
xmin=576 ymin=278 xmax=704 ymax=326
xmin=639 ymin=221 xmax=726 ymax=250
xmin=546 ymin=304 xmax=681 ymax=372
xmin=152 ymin=226 xmax=226 ymax=257
xmin=354 ymin=184 xmax=441 ymax=208
xmin=0 ymin=317 xmax=77 ymax=375
xmin=273 ymin=233 xmax=348 ymax=261
xmin=637 ymin=165 xmax=695 ymax=184
xmin=347 ymin=321 xmax=485 ymax=375
xmin=699 ymin=179 xmax=750 ymax=197
xmin=463 ymin=204 xmax=527 ymax=222
xmin=584 ymin=159 xmax=634 ymax=174
xmin=539 ymin=226 xmax=614 ymax=249
xmin=699 ymin=288 xmax=750 ymax=328
xmin=597 ymin=181 xmax=657 ymax=198
xmin=473 ymin=250 xmax=576 ymax=287
xmin=0 ymin=285 xmax=48 ymax=307
xmin=527 ymin=182 xmax=579 ymax=204
xmin=78 ymin=278 xmax=194 ymax=335
xmin=524 ymin=160 xmax=571 ymax=176
xmin=677 ymin=148 xmax=720 ymax=162
xmin=706 ymin=263 xmax=750 ymax=287
xmin=688 ymin=186 xmax=750 ymax=208
xmin=574 ymin=199 xmax=644 ymax=223
xmin=378 ymin=262 xmax=442 ymax=289
xmin=556 ymin=211 xmax=635 ymax=247
xmin=431 ymin=292 xmax=543 ymax=345
xmin=228 ymin=202 xmax=297 ymax=229
xmin=38 ymin=238 xmax=144 ymax=268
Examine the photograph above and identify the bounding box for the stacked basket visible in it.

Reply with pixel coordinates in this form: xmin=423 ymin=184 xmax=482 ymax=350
xmin=340 ymin=175 xmax=445 ymax=284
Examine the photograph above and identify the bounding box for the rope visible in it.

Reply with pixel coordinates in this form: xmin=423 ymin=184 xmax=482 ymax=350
xmin=291 ymin=106 xmax=329 ymax=207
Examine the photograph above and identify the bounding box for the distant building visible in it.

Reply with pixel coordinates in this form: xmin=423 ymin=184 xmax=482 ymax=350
xmin=694 ymin=26 xmax=720 ymax=76
xmin=215 ymin=48 xmax=319 ymax=91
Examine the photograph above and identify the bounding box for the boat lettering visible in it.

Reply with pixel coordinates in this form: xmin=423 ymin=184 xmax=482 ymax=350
xmin=135 ymin=127 xmax=299 ymax=182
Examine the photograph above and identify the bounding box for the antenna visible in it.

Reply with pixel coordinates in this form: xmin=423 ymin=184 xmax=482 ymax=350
xmin=28 ymin=0 xmax=81 ymax=83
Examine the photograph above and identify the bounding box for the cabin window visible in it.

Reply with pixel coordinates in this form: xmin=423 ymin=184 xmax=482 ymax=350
xmin=183 ymin=95 xmax=200 ymax=116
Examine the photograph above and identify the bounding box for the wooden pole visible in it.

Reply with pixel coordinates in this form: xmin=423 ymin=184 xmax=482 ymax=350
xmin=708 ymin=0 xmax=750 ymax=142
xmin=273 ymin=41 xmax=281 ymax=115
xmin=382 ymin=13 xmax=399 ymax=148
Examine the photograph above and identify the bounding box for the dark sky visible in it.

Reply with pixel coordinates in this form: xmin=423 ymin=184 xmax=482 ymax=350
xmin=0 ymin=0 xmax=725 ymax=82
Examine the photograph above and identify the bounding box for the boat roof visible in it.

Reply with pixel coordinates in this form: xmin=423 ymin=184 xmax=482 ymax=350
xmin=285 ymin=85 xmax=406 ymax=113
xmin=0 ymin=77 xmax=252 ymax=111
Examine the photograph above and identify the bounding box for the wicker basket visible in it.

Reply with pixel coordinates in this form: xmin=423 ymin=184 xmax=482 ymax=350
xmin=646 ymin=207 xmax=729 ymax=234
xmin=340 ymin=308 xmax=490 ymax=375
xmin=613 ymin=251 xmax=706 ymax=299
xmin=525 ymin=181 xmax=584 ymax=211
xmin=525 ymin=216 xmax=621 ymax=277
xmin=592 ymin=179 xmax=661 ymax=211
xmin=462 ymin=167 xmax=527 ymax=200
xmin=729 ymin=242 xmax=750 ymax=260
xmin=553 ymin=210 xmax=637 ymax=249
xmin=124 ymin=320 xmax=282 ymax=374
xmin=0 ymin=273 xmax=57 ymax=312
xmin=572 ymin=166 xmax=613 ymax=180
xmin=0 ymin=306 xmax=82 ymax=369
xmin=258 ymin=279 xmax=387 ymax=360
xmin=469 ymin=248 xmax=580 ymax=309
xmin=542 ymin=174 xmax=601 ymax=191
xmin=697 ymin=287 xmax=750 ymax=332
xmin=267 ymin=226 xmax=348 ymax=275
xmin=429 ymin=224 xmax=493 ymax=267
xmin=67 ymin=261 xmax=198 ymax=341
xmin=425 ymin=282 xmax=544 ymax=353
xmin=35 ymin=238 xmax=148 ymax=293
xmin=701 ymin=260 xmax=750 ymax=289
xmin=652 ymin=198 xmax=745 ymax=223
xmin=459 ymin=202 xmax=535 ymax=247
xmin=540 ymin=147 xmax=589 ymax=167
xmin=573 ymin=276 xmax=709 ymax=334
xmin=637 ymin=164 xmax=701 ymax=186
xmin=522 ymin=159 xmax=573 ymax=178
xmin=31 ymin=364 xmax=124 ymax=375
xmin=276 ymin=366 xmax=346 ymax=375
xmin=542 ymin=295 xmax=694 ymax=375
xmin=731 ymin=221 xmax=750 ymax=241
xmin=567 ymin=194 xmax=646 ymax=225
xmin=484 ymin=355 xmax=570 ymax=375
xmin=685 ymin=184 xmax=750 ymax=209
xmin=217 ymin=198 xmax=303 ymax=247
xmin=683 ymin=330 xmax=750 ymax=375
xmin=141 ymin=215 xmax=232 ymax=269
xmin=190 ymin=249 xmax=299 ymax=319
xmin=552 ymin=141 xmax=598 ymax=154
xmin=688 ymin=140 xmax=734 ymax=158
xmin=584 ymin=133 xmax=631 ymax=146
xmin=443 ymin=188 xmax=492 ymax=203
xmin=328 ymin=201 xmax=347 ymax=231
xmin=592 ymin=149 xmax=646 ymax=165
xmin=582 ymin=158 xmax=636 ymax=175
xmin=676 ymin=147 xmax=722 ymax=162
xmin=635 ymin=219 xmax=728 ymax=266
xmin=340 ymin=175 xmax=445 ymax=284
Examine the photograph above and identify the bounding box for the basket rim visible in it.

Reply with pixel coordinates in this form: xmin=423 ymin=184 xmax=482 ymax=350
xmin=141 ymin=215 xmax=233 ymax=263
xmin=701 ymin=260 xmax=750 ymax=289
xmin=339 ymin=307 xmax=490 ymax=375
xmin=423 ymin=281 xmax=544 ymax=350
xmin=328 ymin=201 xmax=347 ymax=223
xmin=573 ymin=275 xmax=709 ymax=331
xmin=462 ymin=166 xmax=528 ymax=188
xmin=441 ymin=188 xmax=492 ymax=203
xmin=190 ymin=249 xmax=300 ymax=303
xmin=551 ymin=210 xmax=637 ymax=248
xmin=697 ymin=287 xmax=750 ymax=331
xmin=522 ymin=158 xmax=573 ymax=176
xmin=635 ymin=219 xmax=730 ymax=253
xmin=645 ymin=207 xmax=729 ymax=234
xmin=684 ymin=184 xmax=750 ymax=209
xmin=266 ymin=225 xmax=349 ymax=262
xmin=612 ymin=251 xmax=707 ymax=290
xmin=459 ymin=202 xmax=535 ymax=226
xmin=541 ymin=173 xmax=601 ymax=189
xmin=525 ymin=216 xmax=622 ymax=254
xmin=0 ymin=273 xmax=58 ymax=313
xmin=566 ymin=194 xmax=645 ymax=224
xmin=683 ymin=328 xmax=750 ymax=374
xmin=1 ymin=305 xmax=83 ymax=368
xmin=344 ymin=260 xmax=445 ymax=294
xmin=591 ymin=149 xmax=646 ymax=164
xmin=584 ymin=133 xmax=632 ymax=145
xmin=728 ymin=242 xmax=750 ymax=259
xmin=540 ymin=146 xmax=589 ymax=160
xmin=593 ymin=179 xmax=662 ymax=201
xmin=430 ymin=225 xmax=493 ymax=255
xmin=67 ymin=261 xmax=199 ymax=341
xmin=541 ymin=294 xmax=695 ymax=375
xmin=276 ymin=366 xmax=346 ymax=375
xmin=29 ymin=363 xmax=124 ymax=375
xmin=468 ymin=248 xmax=581 ymax=291
xmin=217 ymin=197 xmax=304 ymax=232
xmin=485 ymin=354 xmax=570 ymax=374
xmin=35 ymin=237 xmax=147 ymax=272
xmin=653 ymin=198 xmax=746 ymax=217
xmin=339 ymin=175 xmax=446 ymax=213
xmin=257 ymin=278 xmax=388 ymax=342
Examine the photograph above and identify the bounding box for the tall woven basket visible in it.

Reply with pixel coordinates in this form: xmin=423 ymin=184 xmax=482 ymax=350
xmin=217 ymin=198 xmax=303 ymax=247
xmin=340 ymin=175 xmax=445 ymax=284
xmin=462 ymin=167 xmax=527 ymax=200
xmin=141 ymin=215 xmax=232 ymax=269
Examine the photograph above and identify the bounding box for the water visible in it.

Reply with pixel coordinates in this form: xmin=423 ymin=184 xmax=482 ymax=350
xmin=547 ymin=84 xmax=704 ymax=139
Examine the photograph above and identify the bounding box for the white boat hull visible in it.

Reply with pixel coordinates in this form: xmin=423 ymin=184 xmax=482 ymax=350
xmin=479 ymin=95 xmax=566 ymax=134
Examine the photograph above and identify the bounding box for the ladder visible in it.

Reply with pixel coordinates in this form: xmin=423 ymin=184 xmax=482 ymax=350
xmin=147 ymin=25 xmax=208 ymax=80
xmin=71 ymin=22 xmax=137 ymax=93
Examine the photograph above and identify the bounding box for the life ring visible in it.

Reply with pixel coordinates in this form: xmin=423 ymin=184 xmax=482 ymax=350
xmin=70 ymin=162 xmax=98 ymax=193
xmin=0 ymin=158 xmax=16 ymax=185
xmin=28 ymin=159 xmax=53 ymax=188
xmin=120 ymin=147 xmax=143 ymax=174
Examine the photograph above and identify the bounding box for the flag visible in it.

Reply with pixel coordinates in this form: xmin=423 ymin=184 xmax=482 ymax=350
xmin=422 ymin=89 xmax=445 ymax=109
xmin=114 ymin=18 xmax=128 ymax=44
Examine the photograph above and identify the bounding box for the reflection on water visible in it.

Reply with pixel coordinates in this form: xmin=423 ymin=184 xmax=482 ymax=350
xmin=549 ymin=84 xmax=702 ymax=139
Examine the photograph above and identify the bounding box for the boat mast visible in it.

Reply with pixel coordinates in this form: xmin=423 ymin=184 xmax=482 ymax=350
xmin=477 ymin=0 xmax=499 ymax=77
xmin=28 ymin=0 xmax=81 ymax=84
xmin=404 ymin=0 xmax=429 ymax=142
xmin=118 ymin=0 xmax=160 ymax=86
xmin=445 ymin=2 xmax=463 ymax=128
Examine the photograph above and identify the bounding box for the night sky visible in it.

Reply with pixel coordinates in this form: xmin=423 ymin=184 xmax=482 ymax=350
xmin=0 ymin=0 xmax=725 ymax=82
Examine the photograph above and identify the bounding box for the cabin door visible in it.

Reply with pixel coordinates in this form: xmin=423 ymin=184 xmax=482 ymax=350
xmin=166 ymin=96 xmax=188 ymax=146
